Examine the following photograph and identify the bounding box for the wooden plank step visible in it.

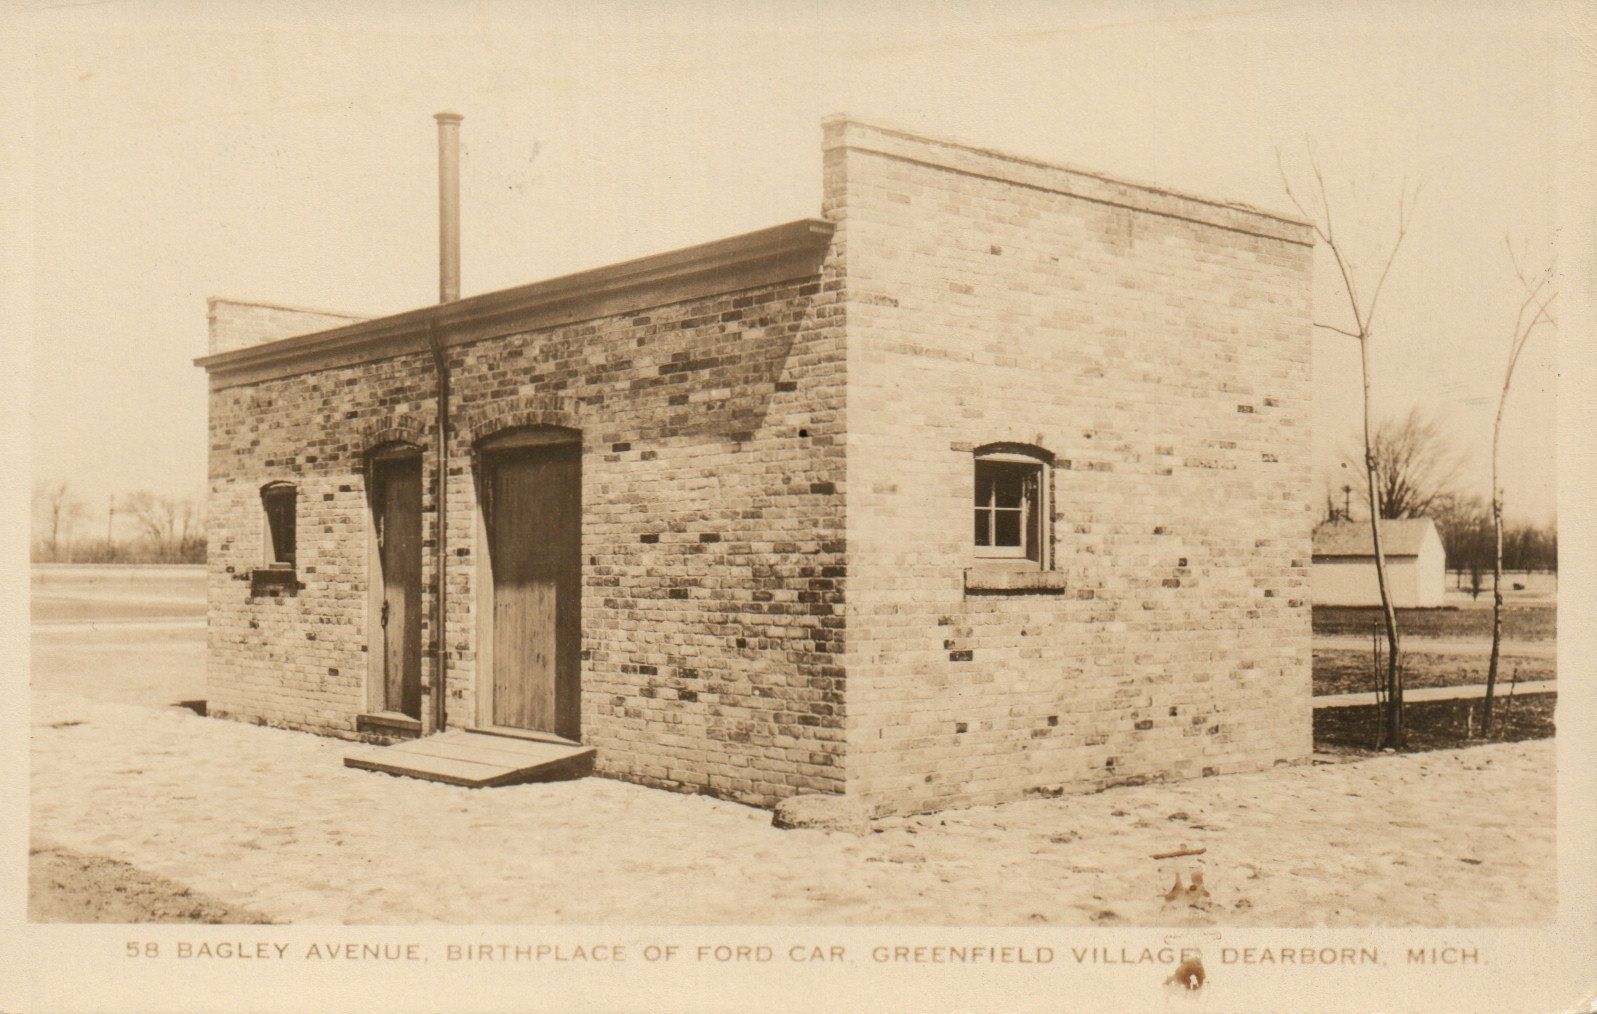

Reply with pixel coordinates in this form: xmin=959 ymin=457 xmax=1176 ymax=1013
xmin=467 ymin=725 xmax=582 ymax=748
xmin=344 ymin=731 xmax=595 ymax=788
xmin=385 ymin=733 xmax=583 ymax=767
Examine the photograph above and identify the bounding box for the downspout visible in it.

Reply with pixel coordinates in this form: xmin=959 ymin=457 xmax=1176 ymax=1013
xmin=429 ymin=111 xmax=462 ymax=734
xmin=426 ymin=319 xmax=450 ymax=734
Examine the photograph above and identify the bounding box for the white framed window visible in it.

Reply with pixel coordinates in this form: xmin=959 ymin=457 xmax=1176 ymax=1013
xmin=972 ymin=445 xmax=1049 ymax=566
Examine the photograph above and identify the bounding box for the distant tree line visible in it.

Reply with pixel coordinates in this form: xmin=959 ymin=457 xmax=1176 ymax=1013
xmin=31 ymin=482 xmax=205 ymax=564
xmin=1429 ymin=496 xmax=1557 ymax=582
xmin=1322 ymin=408 xmax=1557 ymax=591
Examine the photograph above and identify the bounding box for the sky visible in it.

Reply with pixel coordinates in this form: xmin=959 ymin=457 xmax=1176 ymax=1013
xmin=22 ymin=0 xmax=1566 ymax=534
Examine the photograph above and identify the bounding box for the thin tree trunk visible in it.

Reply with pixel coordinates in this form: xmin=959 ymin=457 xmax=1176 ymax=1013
xmin=1484 ymin=387 xmax=1508 ymax=736
xmin=1484 ymin=239 xmax=1553 ymax=736
xmin=1276 ymin=145 xmax=1414 ymax=750
xmin=1358 ymin=335 xmax=1403 ymax=748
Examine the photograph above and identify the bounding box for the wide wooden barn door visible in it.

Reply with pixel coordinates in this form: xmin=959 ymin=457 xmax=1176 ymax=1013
xmin=372 ymin=453 xmax=423 ymax=719
xmin=485 ymin=440 xmax=581 ymax=739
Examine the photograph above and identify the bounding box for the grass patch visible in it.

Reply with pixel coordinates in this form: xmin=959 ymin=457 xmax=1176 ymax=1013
xmin=1314 ymin=649 xmax=1554 ymax=696
xmin=1312 ymin=604 xmax=1555 ymax=641
xmin=1314 ymin=692 xmax=1555 ymax=756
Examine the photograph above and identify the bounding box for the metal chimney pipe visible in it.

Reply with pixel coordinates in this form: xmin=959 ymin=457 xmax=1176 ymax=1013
xmin=434 ymin=111 xmax=463 ymax=303
xmin=426 ymin=112 xmax=461 ymax=735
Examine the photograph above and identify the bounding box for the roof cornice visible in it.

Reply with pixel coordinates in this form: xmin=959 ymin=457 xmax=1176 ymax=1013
xmin=196 ymin=218 xmax=835 ymax=389
xmin=822 ymin=115 xmax=1314 ymax=247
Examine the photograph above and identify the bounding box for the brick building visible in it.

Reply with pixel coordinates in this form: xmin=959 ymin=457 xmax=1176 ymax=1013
xmin=196 ymin=117 xmax=1315 ymax=816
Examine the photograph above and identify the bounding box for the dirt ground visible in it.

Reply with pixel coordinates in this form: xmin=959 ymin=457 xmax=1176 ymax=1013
xmin=1314 ymin=692 xmax=1557 ymax=755
xmin=28 ymin=564 xmax=1559 ymax=927
xmin=30 ymin=843 xmax=272 ymax=924
xmin=1312 ymin=601 xmax=1557 ymax=640
xmin=1313 ymin=648 xmax=1554 ymax=696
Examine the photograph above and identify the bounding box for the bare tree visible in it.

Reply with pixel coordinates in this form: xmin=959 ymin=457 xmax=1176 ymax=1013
xmin=33 ymin=480 xmax=85 ymax=559
xmin=1483 ymin=238 xmax=1556 ymax=736
xmin=1322 ymin=482 xmax=1342 ymax=523
xmin=124 ymin=491 xmax=200 ymax=558
xmin=1431 ymin=492 xmax=1491 ymax=580
xmin=1352 ymin=407 xmax=1466 ymax=519
xmin=1280 ymin=142 xmax=1420 ymax=749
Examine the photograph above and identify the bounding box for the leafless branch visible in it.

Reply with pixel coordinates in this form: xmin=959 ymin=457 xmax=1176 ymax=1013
xmin=1484 ymin=237 xmax=1556 ymax=737
xmin=1314 ymin=323 xmax=1362 ymax=339
xmin=1363 ymin=180 xmax=1420 ymax=335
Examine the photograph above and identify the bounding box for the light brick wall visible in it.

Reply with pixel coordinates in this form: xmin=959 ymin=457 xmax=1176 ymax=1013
xmin=204 ymin=118 xmax=1315 ymax=817
xmin=829 ymin=119 xmax=1316 ymax=816
xmin=205 ymin=273 xmax=847 ymax=807
xmin=205 ymin=354 xmax=438 ymax=735
xmin=442 ymin=277 xmax=847 ymax=805
xmin=207 ymin=299 xmax=367 ymax=355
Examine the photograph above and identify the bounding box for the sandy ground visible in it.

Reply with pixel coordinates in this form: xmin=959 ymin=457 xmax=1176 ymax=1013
xmin=30 ymin=689 xmax=1555 ymax=927
xmin=28 ymin=564 xmax=1558 ymax=927
xmin=31 ymin=622 xmax=206 ymax=708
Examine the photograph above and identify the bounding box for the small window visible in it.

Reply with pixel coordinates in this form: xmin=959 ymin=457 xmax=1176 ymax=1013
xmin=261 ymin=482 xmax=297 ymax=568
xmin=973 ymin=448 xmax=1047 ymax=565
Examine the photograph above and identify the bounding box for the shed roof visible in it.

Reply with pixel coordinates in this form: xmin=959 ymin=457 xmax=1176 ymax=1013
xmin=194 ymin=217 xmax=835 ymax=389
xmin=1312 ymin=518 xmax=1438 ymax=558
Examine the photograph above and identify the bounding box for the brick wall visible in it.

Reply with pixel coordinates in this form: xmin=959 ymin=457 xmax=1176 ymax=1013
xmin=204 ymin=266 xmax=847 ymax=807
xmin=443 ymin=277 xmax=847 ymax=805
xmin=205 ymin=353 xmax=439 ymax=735
xmin=829 ymin=119 xmax=1316 ymax=816
xmin=208 ymin=299 xmax=367 ymax=355
xmin=204 ymin=118 xmax=1314 ymax=818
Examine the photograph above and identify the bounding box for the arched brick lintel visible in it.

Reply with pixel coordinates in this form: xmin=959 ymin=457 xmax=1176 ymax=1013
xmin=459 ymin=399 xmax=583 ymax=449
xmin=357 ymin=415 xmax=432 ymax=456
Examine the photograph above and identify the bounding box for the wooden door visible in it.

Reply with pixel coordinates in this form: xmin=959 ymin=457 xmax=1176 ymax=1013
xmin=373 ymin=454 xmax=423 ymax=719
xmin=486 ymin=442 xmax=581 ymax=738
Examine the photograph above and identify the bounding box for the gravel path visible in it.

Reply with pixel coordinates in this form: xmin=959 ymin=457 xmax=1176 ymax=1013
xmin=1314 ymin=681 xmax=1556 ymax=708
xmin=30 ymin=690 xmax=1555 ymax=927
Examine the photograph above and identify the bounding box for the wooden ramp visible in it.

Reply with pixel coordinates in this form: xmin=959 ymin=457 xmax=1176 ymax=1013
xmin=344 ymin=729 xmax=595 ymax=788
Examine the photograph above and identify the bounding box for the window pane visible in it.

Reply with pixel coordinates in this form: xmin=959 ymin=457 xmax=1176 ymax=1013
xmin=264 ymin=489 xmax=296 ymax=565
xmin=992 ymin=467 xmax=1025 ymax=508
xmin=1026 ymin=492 xmax=1042 ymax=561
xmin=993 ymin=508 xmax=1022 ymax=547
xmin=974 ymin=509 xmax=989 ymax=546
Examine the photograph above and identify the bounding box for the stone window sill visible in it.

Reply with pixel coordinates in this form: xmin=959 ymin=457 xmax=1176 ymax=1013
xmin=964 ymin=567 xmax=1068 ymax=595
xmin=247 ymin=566 xmax=302 ymax=593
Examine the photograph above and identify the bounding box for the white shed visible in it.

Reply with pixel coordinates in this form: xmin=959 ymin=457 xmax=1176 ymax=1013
xmin=1311 ymin=518 xmax=1447 ymax=608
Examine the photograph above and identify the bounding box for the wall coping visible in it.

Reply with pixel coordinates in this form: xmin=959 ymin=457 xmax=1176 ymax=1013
xmin=206 ymin=297 xmax=370 ymax=321
xmin=822 ymin=115 xmax=1314 ymax=247
xmin=195 ymin=218 xmax=835 ymax=388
